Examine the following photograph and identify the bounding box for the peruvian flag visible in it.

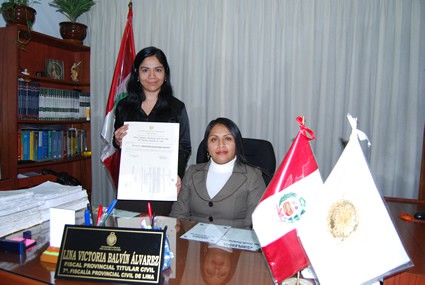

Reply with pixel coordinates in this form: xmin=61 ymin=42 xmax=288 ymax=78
xmin=252 ymin=116 xmax=323 ymax=284
xmin=100 ymin=2 xmax=136 ymax=189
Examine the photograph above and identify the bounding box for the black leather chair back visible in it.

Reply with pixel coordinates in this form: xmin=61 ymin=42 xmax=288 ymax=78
xmin=196 ymin=138 xmax=276 ymax=185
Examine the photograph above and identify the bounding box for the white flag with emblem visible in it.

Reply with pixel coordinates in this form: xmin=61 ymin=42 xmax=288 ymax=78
xmin=297 ymin=114 xmax=412 ymax=285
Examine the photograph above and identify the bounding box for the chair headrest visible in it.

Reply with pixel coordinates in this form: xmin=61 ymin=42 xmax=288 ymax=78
xmin=196 ymin=138 xmax=276 ymax=185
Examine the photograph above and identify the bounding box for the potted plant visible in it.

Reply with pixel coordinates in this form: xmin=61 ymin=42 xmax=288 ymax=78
xmin=1 ymin=0 xmax=40 ymax=28
xmin=48 ymin=0 xmax=95 ymax=44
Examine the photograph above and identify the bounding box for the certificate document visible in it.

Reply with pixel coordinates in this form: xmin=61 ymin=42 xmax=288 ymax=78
xmin=117 ymin=122 xmax=179 ymax=201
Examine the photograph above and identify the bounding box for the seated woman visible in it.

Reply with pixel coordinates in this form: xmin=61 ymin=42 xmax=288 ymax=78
xmin=170 ymin=117 xmax=265 ymax=228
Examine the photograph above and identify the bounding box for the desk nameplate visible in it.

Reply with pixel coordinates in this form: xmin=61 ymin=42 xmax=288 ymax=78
xmin=55 ymin=225 xmax=165 ymax=284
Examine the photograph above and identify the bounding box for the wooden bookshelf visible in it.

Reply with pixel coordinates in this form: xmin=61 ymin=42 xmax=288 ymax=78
xmin=0 ymin=25 xmax=91 ymax=195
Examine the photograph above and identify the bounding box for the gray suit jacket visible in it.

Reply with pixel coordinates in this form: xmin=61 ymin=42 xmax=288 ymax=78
xmin=170 ymin=161 xmax=266 ymax=228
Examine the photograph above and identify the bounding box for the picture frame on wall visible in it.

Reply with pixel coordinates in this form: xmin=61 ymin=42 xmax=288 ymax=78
xmin=45 ymin=59 xmax=64 ymax=80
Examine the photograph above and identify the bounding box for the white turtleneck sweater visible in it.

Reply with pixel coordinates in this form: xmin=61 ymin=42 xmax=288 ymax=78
xmin=206 ymin=157 xmax=236 ymax=199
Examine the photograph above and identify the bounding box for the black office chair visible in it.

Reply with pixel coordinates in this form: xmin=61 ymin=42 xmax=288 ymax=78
xmin=196 ymin=138 xmax=276 ymax=185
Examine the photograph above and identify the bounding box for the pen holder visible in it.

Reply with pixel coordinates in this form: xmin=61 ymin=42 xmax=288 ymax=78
xmin=162 ymin=235 xmax=173 ymax=271
xmin=141 ymin=221 xmax=173 ymax=271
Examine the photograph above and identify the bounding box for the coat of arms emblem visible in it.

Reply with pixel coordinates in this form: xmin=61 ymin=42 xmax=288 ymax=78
xmin=277 ymin=192 xmax=306 ymax=223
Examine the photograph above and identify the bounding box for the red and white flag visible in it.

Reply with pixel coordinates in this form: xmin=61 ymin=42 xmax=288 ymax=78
xmin=100 ymin=2 xmax=136 ymax=189
xmin=252 ymin=116 xmax=323 ymax=284
xmin=297 ymin=114 xmax=411 ymax=285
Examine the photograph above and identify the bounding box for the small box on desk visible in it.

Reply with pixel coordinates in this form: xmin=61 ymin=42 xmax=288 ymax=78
xmin=40 ymin=207 xmax=78 ymax=265
xmin=40 ymin=246 xmax=60 ymax=264
xmin=0 ymin=239 xmax=25 ymax=254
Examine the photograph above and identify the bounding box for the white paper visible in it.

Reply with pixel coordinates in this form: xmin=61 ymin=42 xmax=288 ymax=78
xmin=117 ymin=122 xmax=179 ymax=201
xmin=0 ymin=182 xmax=87 ymax=238
xmin=216 ymin=228 xmax=261 ymax=251
xmin=181 ymin=223 xmax=260 ymax=251
xmin=49 ymin=207 xmax=76 ymax=247
xmin=181 ymin=223 xmax=230 ymax=244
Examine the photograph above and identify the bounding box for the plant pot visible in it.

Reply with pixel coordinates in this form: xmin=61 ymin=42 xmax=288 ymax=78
xmin=2 ymin=4 xmax=36 ymax=27
xmin=59 ymin=22 xmax=87 ymax=44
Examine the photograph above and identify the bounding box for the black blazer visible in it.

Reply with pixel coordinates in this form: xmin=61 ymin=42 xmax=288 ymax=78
xmin=114 ymin=95 xmax=191 ymax=178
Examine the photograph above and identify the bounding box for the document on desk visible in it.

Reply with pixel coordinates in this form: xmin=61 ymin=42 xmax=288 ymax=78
xmin=117 ymin=122 xmax=179 ymax=201
xmin=216 ymin=228 xmax=261 ymax=251
xmin=181 ymin=223 xmax=260 ymax=251
xmin=181 ymin=223 xmax=230 ymax=244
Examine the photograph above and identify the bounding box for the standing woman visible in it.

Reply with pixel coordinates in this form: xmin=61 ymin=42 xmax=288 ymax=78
xmin=170 ymin=117 xmax=265 ymax=228
xmin=113 ymin=46 xmax=191 ymax=215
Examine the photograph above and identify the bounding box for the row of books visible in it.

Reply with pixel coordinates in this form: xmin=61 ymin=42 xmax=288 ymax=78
xmin=18 ymin=80 xmax=90 ymax=121
xmin=18 ymin=128 xmax=88 ymax=162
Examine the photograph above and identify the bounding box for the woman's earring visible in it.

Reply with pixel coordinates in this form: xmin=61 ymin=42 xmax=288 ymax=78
xmin=206 ymin=152 xmax=210 ymax=160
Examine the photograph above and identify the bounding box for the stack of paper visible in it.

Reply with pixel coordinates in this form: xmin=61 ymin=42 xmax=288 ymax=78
xmin=0 ymin=191 xmax=43 ymax=238
xmin=0 ymin=181 xmax=88 ymax=238
xmin=29 ymin=181 xmax=88 ymax=221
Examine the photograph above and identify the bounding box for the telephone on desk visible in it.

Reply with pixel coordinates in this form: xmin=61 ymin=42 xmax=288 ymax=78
xmin=41 ymin=169 xmax=81 ymax=186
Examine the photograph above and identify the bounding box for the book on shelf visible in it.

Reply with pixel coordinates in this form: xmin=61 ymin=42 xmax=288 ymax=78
xmin=17 ymin=131 xmax=21 ymax=160
xmin=29 ymin=131 xmax=35 ymax=160
xmin=21 ymin=130 xmax=30 ymax=161
xmin=17 ymin=128 xmax=88 ymax=162
xmin=18 ymin=80 xmax=40 ymax=120
xmin=37 ymin=130 xmax=43 ymax=159
xmin=79 ymin=92 xmax=91 ymax=120
xmin=38 ymin=87 xmax=90 ymax=121
xmin=19 ymin=81 xmax=91 ymax=122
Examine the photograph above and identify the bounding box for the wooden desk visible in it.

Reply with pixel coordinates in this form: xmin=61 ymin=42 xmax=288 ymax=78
xmin=0 ymin=219 xmax=274 ymax=285
xmin=2 ymin=199 xmax=424 ymax=285
xmin=383 ymin=198 xmax=425 ymax=285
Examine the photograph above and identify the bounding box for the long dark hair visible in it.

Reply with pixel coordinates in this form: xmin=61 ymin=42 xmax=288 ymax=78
xmin=126 ymin=46 xmax=173 ymax=104
xmin=203 ymin=117 xmax=248 ymax=165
